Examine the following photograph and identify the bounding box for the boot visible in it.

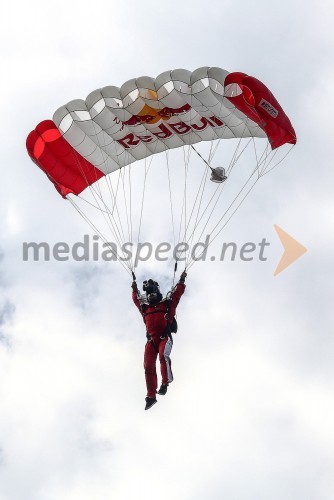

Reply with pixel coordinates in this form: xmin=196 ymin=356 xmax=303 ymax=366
xmin=145 ymin=396 xmax=157 ymax=410
xmin=157 ymin=383 xmax=168 ymax=395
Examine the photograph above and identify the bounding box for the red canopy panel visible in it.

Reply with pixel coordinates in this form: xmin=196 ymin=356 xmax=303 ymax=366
xmin=225 ymin=72 xmax=297 ymax=149
xmin=26 ymin=120 xmax=105 ymax=198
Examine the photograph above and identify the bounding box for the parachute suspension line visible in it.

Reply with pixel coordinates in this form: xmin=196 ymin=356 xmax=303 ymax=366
xmin=185 ymin=145 xmax=261 ymax=266
xmin=184 ymin=182 xmax=225 ymax=267
xmin=248 ymin=140 xmax=278 ymax=178
xmin=137 ymin=157 xmax=149 ymax=253
xmin=81 ymin=178 xmax=131 ymax=263
xmin=259 ymin=138 xmax=292 ymax=176
xmin=191 ymin=89 xmax=225 ymax=170
xmin=143 ymin=141 xmax=158 ymax=176
xmin=260 ymin=147 xmax=277 ymax=175
xmin=103 ymin=148 xmax=138 ymax=253
xmin=259 ymin=144 xmax=295 ymax=177
xmin=185 ymin=122 xmax=251 ymax=250
xmin=83 ymin=185 xmax=130 ymax=263
xmin=228 ymin=138 xmax=253 ymax=174
xmin=109 ymin=169 xmax=122 ymax=216
xmin=117 ymin=164 xmax=134 ymax=270
xmin=175 ymin=146 xmax=191 ymax=262
xmin=183 ymin=145 xmax=192 ymax=263
xmin=186 ymin=135 xmax=274 ymax=269
xmin=75 ymin=194 xmax=109 ymax=213
xmin=128 ymin=164 xmax=134 ymax=270
xmin=120 ymin=167 xmax=132 ymax=245
xmin=183 ymin=147 xmax=204 ymax=261
xmin=165 ymin=149 xmax=182 ymax=278
xmin=136 ymin=142 xmax=159 ymax=257
xmin=208 ymin=163 xmax=265 ymax=247
xmin=67 ymin=148 xmax=131 ymax=264
xmin=118 ymin=165 xmax=133 ymax=270
xmin=247 ymin=139 xmax=278 ymax=181
xmin=82 ymin=190 xmax=132 ymax=268
xmin=186 ymin=174 xmax=260 ymax=271
xmin=208 ymin=136 xmax=222 ymax=164
xmin=187 ymin=127 xmax=247 ymax=250
xmin=165 ymin=150 xmax=176 ymax=250
xmin=182 ymin=124 xmax=235 ymax=257
xmin=248 ymin=139 xmax=287 ymax=179
xmin=176 ymin=146 xmax=189 ymax=261
xmin=182 ymin=172 xmax=229 ymax=257
xmin=182 ymin=181 xmax=224 ymax=256
xmin=67 ymin=196 xmax=132 ymax=276
xmin=186 ymin=163 xmax=210 ymax=259
xmin=172 ymin=261 xmax=178 ymax=289
xmin=67 ymin=126 xmax=129 ymax=256
xmin=175 ymin=147 xmax=187 ymax=262
xmin=69 ymin=117 xmax=137 ymax=270
xmin=208 ymin=109 xmax=248 ymax=170
xmin=74 ymin=189 xmax=132 ymax=256
xmin=187 ymin=167 xmax=262 ymax=267
xmin=118 ymin=164 xmax=134 ymax=270
xmin=252 ymin=137 xmax=262 ymax=179
xmin=179 ymin=118 xmax=230 ymax=267
xmin=180 ymin=146 xmax=211 ymax=259
xmin=101 ymin=173 xmax=129 ymax=253
xmin=104 ymin=168 xmax=128 ymax=246
xmin=185 ymin=118 xmax=246 ymax=239
xmin=186 ymin=123 xmax=254 ymax=248
xmin=207 ymin=90 xmax=235 ymax=165
xmin=251 ymin=138 xmax=267 ymax=179
xmin=221 ymin=119 xmax=253 ymax=178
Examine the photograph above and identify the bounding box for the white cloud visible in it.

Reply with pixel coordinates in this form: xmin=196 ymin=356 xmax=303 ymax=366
xmin=1 ymin=0 xmax=334 ymax=499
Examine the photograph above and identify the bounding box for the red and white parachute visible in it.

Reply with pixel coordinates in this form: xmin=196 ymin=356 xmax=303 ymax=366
xmin=26 ymin=66 xmax=296 ymax=275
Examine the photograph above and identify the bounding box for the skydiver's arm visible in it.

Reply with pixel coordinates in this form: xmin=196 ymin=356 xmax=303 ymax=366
xmin=131 ymin=282 xmax=142 ymax=314
xmin=170 ymin=271 xmax=187 ymax=311
xmin=170 ymin=282 xmax=186 ymax=310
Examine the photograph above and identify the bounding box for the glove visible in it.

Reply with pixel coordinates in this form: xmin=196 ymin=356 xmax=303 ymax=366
xmin=131 ymin=281 xmax=138 ymax=291
xmin=179 ymin=271 xmax=187 ymax=283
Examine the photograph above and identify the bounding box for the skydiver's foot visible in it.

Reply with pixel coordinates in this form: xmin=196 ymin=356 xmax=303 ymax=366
xmin=145 ymin=397 xmax=157 ymax=410
xmin=157 ymin=383 xmax=168 ymax=395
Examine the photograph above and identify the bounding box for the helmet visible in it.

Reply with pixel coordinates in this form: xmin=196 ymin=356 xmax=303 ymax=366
xmin=143 ymin=279 xmax=162 ymax=304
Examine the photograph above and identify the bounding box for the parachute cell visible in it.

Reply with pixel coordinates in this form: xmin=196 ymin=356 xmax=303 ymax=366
xmin=26 ymin=67 xmax=296 ymax=198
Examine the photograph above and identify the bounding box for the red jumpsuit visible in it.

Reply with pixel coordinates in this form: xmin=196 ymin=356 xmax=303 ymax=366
xmin=132 ymin=283 xmax=185 ymax=398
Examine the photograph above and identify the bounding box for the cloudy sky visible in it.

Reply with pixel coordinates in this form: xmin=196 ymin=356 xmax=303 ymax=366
xmin=1 ymin=1 xmax=334 ymax=499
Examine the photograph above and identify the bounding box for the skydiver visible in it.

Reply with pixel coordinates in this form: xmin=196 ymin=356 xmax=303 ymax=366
xmin=132 ymin=271 xmax=187 ymax=410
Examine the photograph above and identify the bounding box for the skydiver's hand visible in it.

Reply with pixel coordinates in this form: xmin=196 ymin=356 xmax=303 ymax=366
xmin=179 ymin=271 xmax=187 ymax=283
xmin=131 ymin=281 xmax=138 ymax=291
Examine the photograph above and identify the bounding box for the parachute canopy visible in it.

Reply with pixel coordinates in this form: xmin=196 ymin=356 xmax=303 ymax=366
xmin=26 ymin=67 xmax=296 ymax=199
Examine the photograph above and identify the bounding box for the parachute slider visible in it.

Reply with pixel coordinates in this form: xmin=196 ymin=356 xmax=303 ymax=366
xmin=190 ymin=145 xmax=227 ymax=183
xmin=210 ymin=167 xmax=227 ymax=183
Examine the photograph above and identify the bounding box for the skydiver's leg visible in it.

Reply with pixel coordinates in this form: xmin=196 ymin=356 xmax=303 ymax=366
xmin=144 ymin=341 xmax=158 ymax=398
xmin=159 ymin=337 xmax=173 ymax=385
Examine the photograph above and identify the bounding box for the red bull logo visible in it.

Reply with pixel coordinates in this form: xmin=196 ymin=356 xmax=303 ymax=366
xmin=117 ymin=116 xmax=224 ymax=149
xmin=122 ymin=103 xmax=192 ymax=127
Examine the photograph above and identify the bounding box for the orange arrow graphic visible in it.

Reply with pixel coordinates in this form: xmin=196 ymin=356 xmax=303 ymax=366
xmin=274 ymin=225 xmax=307 ymax=276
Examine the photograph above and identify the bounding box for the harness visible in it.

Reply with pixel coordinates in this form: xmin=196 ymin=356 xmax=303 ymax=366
xmin=141 ymin=297 xmax=177 ymax=351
